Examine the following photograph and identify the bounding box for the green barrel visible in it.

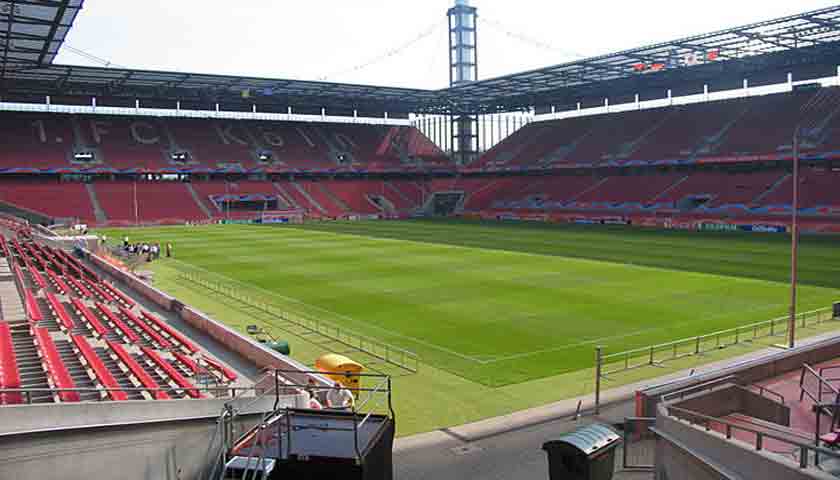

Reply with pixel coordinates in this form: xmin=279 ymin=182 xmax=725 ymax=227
xmin=267 ymin=340 xmax=291 ymax=356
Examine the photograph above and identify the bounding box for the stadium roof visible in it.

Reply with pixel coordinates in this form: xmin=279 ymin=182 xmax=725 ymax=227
xmin=2 ymin=4 xmax=840 ymax=115
xmin=441 ymin=4 xmax=840 ymax=113
xmin=0 ymin=0 xmax=83 ymax=75
xmin=1 ymin=64 xmax=440 ymax=114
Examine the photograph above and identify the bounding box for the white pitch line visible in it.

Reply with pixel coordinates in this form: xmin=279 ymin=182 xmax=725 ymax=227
xmin=172 ymin=259 xmax=489 ymax=364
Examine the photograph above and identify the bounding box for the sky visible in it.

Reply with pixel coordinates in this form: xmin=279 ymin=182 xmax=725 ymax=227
xmin=54 ymin=0 xmax=840 ymax=90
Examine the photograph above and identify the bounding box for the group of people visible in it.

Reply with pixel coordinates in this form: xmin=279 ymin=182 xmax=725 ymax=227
xmin=305 ymin=378 xmax=355 ymax=410
xmin=121 ymin=237 xmax=172 ymax=261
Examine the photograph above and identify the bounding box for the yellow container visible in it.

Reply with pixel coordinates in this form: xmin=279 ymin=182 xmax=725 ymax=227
xmin=315 ymin=353 xmax=364 ymax=390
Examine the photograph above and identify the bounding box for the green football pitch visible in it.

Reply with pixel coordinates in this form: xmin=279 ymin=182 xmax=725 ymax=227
xmin=101 ymin=220 xmax=840 ymax=388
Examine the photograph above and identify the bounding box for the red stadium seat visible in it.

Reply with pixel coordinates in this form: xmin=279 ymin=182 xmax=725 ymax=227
xmin=96 ymin=303 xmax=140 ymax=344
xmin=71 ymin=298 xmax=110 ymax=337
xmin=45 ymin=292 xmax=75 ymax=330
xmin=140 ymin=347 xmax=203 ymax=399
xmin=141 ymin=311 xmax=199 ymax=354
xmin=33 ymin=327 xmax=79 ymax=402
xmin=0 ymin=324 xmax=22 ymax=405
xmin=106 ymin=341 xmax=170 ymax=400
xmin=70 ymin=335 xmax=128 ymax=401
xmin=119 ymin=306 xmax=172 ymax=349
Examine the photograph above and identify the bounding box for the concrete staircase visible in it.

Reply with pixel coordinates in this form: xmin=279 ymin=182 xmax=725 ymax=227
xmin=53 ymin=338 xmax=100 ymax=402
xmin=651 ymin=175 xmax=690 ymax=203
xmin=185 ymin=184 xmax=213 ymax=219
xmin=569 ymin=177 xmax=610 ymax=202
xmin=290 ymin=181 xmax=328 ymax=216
xmin=0 ymin=259 xmax=25 ymax=323
xmin=385 ymin=182 xmax=418 ymax=209
xmin=273 ymin=183 xmax=299 ymax=209
xmin=692 ymin=103 xmax=752 ymax=158
xmin=94 ymin=346 xmax=145 ymax=400
xmin=318 ymin=184 xmax=350 ymax=213
xmin=616 ymin=110 xmax=677 ymax=159
xmin=85 ymin=184 xmax=108 ymax=225
xmin=10 ymin=325 xmax=53 ymax=403
xmin=752 ymin=173 xmax=792 ymax=205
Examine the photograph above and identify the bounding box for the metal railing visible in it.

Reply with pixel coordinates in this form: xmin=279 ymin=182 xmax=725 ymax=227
xmin=665 ymin=404 xmax=840 ymax=469
xmin=215 ymin=370 xmax=394 ymax=480
xmin=799 ymin=363 xmax=840 ymax=408
xmin=179 ymin=270 xmax=420 ymax=373
xmin=594 ymin=305 xmax=837 ymax=412
xmin=0 ymin=384 xmax=299 ymax=405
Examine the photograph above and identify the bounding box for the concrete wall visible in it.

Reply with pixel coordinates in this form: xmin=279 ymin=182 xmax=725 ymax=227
xmin=0 ymin=394 xmax=305 ymax=435
xmin=654 ymin=405 xmax=837 ymax=480
xmin=640 ymin=334 xmax=840 ymax=417
xmin=655 ymin=432 xmax=736 ymax=480
xmin=0 ymin=394 xmax=307 ymax=480
xmin=0 ymin=411 xmax=262 ymax=480
xmin=671 ymin=385 xmax=789 ymax=426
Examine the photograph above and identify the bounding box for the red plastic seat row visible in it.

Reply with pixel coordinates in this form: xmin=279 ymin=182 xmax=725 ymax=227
xmin=45 ymin=292 xmax=75 ymax=330
xmin=70 ymin=335 xmax=128 ymax=401
xmin=119 ymin=306 xmax=172 ymax=349
xmin=104 ymin=282 xmax=135 ymax=308
xmin=66 ymin=275 xmax=92 ymax=298
xmin=70 ymin=298 xmax=110 ymax=337
xmin=24 ymin=289 xmax=43 ymax=324
xmin=0 ymin=324 xmax=22 ymax=405
xmin=141 ymin=311 xmax=199 ymax=354
xmin=28 ymin=267 xmax=47 ymax=290
xmin=140 ymin=347 xmax=203 ymax=399
xmin=47 ymin=270 xmax=71 ymax=295
xmin=33 ymin=327 xmax=79 ymax=402
xmin=95 ymin=303 xmax=140 ymax=343
xmin=172 ymin=351 xmax=201 ymax=376
xmin=106 ymin=341 xmax=170 ymax=400
xmin=201 ymin=354 xmax=238 ymax=382
xmin=12 ymin=264 xmax=27 ymax=291
xmin=86 ymin=279 xmax=115 ymax=303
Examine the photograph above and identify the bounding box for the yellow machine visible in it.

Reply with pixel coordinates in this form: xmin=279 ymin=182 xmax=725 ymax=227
xmin=315 ymin=353 xmax=364 ymax=390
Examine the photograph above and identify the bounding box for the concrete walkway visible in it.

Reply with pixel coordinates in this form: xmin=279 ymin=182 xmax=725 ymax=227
xmin=393 ymin=330 xmax=840 ymax=480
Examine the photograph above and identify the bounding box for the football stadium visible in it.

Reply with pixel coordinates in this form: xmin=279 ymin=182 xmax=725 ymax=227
xmin=2 ymin=1 xmax=840 ymax=479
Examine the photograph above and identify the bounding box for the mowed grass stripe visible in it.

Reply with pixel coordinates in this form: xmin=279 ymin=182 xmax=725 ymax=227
xmin=102 ymin=221 xmax=840 ymax=386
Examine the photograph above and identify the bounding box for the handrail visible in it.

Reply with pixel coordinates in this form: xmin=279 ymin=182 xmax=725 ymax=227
xmin=753 ymin=385 xmax=786 ymax=405
xmin=666 ymin=404 xmax=840 ymax=469
xmin=800 ymin=363 xmax=839 ymax=405
xmin=660 ymin=375 xmax=738 ymax=403
xmin=0 ymin=385 xmax=286 ymax=404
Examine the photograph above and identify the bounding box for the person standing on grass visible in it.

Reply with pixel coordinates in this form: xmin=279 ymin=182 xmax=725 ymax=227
xmin=326 ymin=381 xmax=355 ymax=410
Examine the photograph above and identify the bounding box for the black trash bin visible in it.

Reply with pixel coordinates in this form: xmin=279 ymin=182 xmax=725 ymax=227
xmin=542 ymin=424 xmax=621 ymax=480
xmin=834 ymin=302 xmax=840 ymax=319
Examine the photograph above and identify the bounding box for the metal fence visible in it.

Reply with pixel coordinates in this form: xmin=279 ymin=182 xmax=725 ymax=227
xmin=179 ymin=270 xmax=420 ymax=373
xmin=594 ymin=305 xmax=837 ymax=412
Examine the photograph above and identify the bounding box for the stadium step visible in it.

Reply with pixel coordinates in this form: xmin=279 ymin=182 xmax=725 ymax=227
xmin=93 ymin=346 xmax=145 ymax=400
xmin=318 ymin=184 xmax=350 ymax=213
xmin=385 ymin=182 xmax=418 ymax=210
xmin=10 ymin=328 xmax=53 ymax=403
xmin=53 ymin=339 xmax=101 ymax=402
xmin=290 ymin=181 xmax=328 ymax=216
xmin=185 ymin=183 xmax=213 ymax=219
xmin=273 ymin=183 xmax=300 ymax=209
xmin=133 ymin=352 xmax=181 ymax=399
xmin=85 ymin=183 xmax=108 ymax=225
xmin=751 ymin=173 xmax=791 ymax=205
